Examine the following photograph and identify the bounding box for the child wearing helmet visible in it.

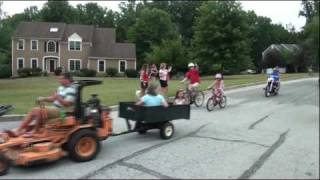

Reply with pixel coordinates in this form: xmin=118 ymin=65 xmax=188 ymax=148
xmin=181 ymin=62 xmax=201 ymax=91
xmin=271 ymin=66 xmax=280 ymax=81
xmin=269 ymin=66 xmax=280 ymax=89
xmin=207 ymin=73 xmax=224 ymax=102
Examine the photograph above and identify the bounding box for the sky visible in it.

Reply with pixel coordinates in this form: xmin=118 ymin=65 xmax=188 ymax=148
xmin=1 ymin=0 xmax=306 ymax=31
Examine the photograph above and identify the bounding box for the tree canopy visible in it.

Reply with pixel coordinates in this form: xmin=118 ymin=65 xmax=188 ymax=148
xmin=127 ymin=7 xmax=178 ymax=67
xmin=192 ymin=1 xmax=252 ymax=74
xmin=0 ymin=0 xmax=317 ymax=74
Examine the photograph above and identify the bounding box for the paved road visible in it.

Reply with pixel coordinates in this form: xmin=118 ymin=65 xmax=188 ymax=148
xmin=0 ymin=78 xmax=318 ymax=179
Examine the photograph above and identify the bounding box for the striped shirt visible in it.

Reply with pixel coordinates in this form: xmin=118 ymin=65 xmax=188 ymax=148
xmin=53 ymin=84 xmax=76 ymax=112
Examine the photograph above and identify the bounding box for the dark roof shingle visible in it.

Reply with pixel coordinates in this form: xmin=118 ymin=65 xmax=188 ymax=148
xmin=89 ymin=28 xmax=136 ymax=58
xmin=111 ymin=43 xmax=136 ymax=59
xmin=89 ymin=28 xmax=115 ymax=57
xmin=13 ymin=22 xmax=66 ymax=39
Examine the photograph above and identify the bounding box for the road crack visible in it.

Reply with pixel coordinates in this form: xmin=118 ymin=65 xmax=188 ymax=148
xmin=190 ymin=135 xmax=270 ymax=148
xmin=79 ymin=124 xmax=209 ymax=179
xmin=248 ymin=115 xmax=270 ymax=130
xmin=238 ymin=129 xmax=290 ymax=179
xmin=118 ymin=161 xmax=174 ymax=179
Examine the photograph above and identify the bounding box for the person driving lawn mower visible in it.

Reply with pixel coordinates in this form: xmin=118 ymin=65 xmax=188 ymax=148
xmin=7 ymin=72 xmax=76 ymax=137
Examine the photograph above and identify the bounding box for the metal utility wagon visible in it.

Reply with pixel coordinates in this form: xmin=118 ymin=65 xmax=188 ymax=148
xmin=117 ymin=102 xmax=190 ymax=139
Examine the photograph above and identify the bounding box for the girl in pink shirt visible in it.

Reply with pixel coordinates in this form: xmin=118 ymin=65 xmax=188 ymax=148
xmin=207 ymin=73 xmax=224 ymax=101
xmin=159 ymin=63 xmax=172 ymax=96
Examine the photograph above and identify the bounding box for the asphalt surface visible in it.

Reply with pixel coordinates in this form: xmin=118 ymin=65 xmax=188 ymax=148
xmin=0 ymin=78 xmax=318 ymax=179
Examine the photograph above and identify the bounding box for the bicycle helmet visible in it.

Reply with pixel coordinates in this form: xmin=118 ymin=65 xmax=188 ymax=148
xmin=215 ymin=73 xmax=222 ymax=79
xmin=188 ymin=63 xmax=195 ymax=68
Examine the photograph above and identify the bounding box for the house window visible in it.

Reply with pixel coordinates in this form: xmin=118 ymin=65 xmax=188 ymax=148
xmin=31 ymin=40 xmax=38 ymax=50
xmin=98 ymin=60 xmax=106 ymax=72
xmin=47 ymin=41 xmax=56 ymax=52
xmin=31 ymin=58 xmax=38 ymax=68
xmin=69 ymin=41 xmax=81 ymax=51
xmin=17 ymin=39 xmax=24 ymax=50
xmin=69 ymin=59 xmax=81 ymax=72
xmin=17 ymin=58 xmax=24 ymax=69
xmin=119 ymin=60 xmax=127 ymax=73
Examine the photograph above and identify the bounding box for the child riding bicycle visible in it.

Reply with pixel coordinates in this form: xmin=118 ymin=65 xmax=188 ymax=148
xmin=180 ymin=62 xmax=201 ymax=93
xmin=207 ymin=73 xmax=224 ymax=103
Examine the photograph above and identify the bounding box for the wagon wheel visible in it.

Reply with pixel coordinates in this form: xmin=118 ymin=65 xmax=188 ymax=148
xmin=159 ymin=122 xmax=174 ymax=140
xmin=0 ymin=154 xmax=9 ymax=176
xmin=67 ymin=129 xmax=100 ymax=162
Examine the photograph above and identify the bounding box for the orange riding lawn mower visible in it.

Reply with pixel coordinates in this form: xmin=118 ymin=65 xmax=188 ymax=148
xmin=0 ymin=80 xmax=190 ymax=176
xmin=0 ymin=80 xmax=113 ymax=176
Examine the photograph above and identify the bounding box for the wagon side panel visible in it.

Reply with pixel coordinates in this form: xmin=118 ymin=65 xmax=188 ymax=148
xmin=119 ymin=102 xmax=144 ymax=121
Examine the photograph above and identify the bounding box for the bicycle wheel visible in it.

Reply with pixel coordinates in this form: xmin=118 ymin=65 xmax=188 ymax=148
xmin=206 ymin=98 xmax=215 ymax=111
xmin=194 ymin=91 xmax=205 ymax=107
xmin=219 ymin=96 xmax=227 ymax=108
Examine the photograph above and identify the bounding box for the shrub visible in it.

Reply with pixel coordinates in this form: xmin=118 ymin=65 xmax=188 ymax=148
xmin=106 ymin=68 xmax=118 ymax=77
xmin=115 ymin=73 xmax=125 ymax=77
xmin=125 ymin=69 xmax=138 ymax=78
xmin=17 ymin=68 xmax=32 ymax=77
xmin=30 ymin=68 xmax=42 ymax=76
xmin=54 ymin=67 xmax=63 ymax=76
xmin=96 ymin=73 xmax=106 ymax=78
xmin=42 ymin=71 xmax=48 ymax=76
xmin=17 ymin=67 xmax=42 ymax=77
xmin=70 ymin=71 xmax=81 ymax=77
xmin=79 ymin=68 xmax=97 ymax=77
xmin=0 ymin=64 xmax=12 ymax=78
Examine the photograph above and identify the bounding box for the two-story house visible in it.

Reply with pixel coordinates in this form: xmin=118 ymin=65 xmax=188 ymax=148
xmin=11 ymin=22 xmax=136 ymax=76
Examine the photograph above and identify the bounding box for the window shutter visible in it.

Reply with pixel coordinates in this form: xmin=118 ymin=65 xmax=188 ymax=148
xmin=44 ymin=41 xmax=47 ymax=52
xmin=56 ymin=42 xmax=59 ymax=52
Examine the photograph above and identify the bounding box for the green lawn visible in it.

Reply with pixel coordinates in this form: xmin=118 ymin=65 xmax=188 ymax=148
xmin=0 ymin=73 xmax=315 ymax=114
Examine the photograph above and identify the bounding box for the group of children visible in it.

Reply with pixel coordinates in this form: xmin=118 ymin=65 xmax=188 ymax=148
xmin=139 ymin=63 xmax=172 ymax=97
xmin=137 ymin=62 xmax=225 ymax=107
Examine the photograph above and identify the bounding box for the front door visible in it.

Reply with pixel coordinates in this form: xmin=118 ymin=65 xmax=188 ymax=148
xmin=44 ymin=57 xmax=57 ymax=73
xmin=49 ymin=59 xmax=55 ymax=72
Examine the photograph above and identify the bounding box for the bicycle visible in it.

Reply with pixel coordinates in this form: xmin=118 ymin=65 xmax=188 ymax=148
xmin=206 ymin=88 xmax=227 ymax=111
xmin=182 ymin=83 xmax=205 ymax=107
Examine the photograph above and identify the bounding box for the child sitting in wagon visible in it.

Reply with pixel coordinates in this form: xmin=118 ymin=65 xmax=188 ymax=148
xmin=173 ymin=89 xmax=187 ymax=105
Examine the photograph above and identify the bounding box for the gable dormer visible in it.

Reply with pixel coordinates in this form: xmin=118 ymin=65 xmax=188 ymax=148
xmin=68 ymin=33 xmax=82 ymax=51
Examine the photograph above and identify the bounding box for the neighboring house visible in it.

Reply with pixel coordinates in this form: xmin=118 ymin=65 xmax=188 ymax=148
xmin=11 ymin=22 xmax=136 ymax=76
xmin=261 ymin=44 xmax=302 ymax=73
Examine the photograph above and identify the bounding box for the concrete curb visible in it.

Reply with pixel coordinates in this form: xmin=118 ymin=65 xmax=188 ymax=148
xmin=1 ymin=76 xmax=316 ymax=122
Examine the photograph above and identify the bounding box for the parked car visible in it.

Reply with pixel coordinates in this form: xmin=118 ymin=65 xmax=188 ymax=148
xmin=247 ymin=69 xmax=256 ymax=74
